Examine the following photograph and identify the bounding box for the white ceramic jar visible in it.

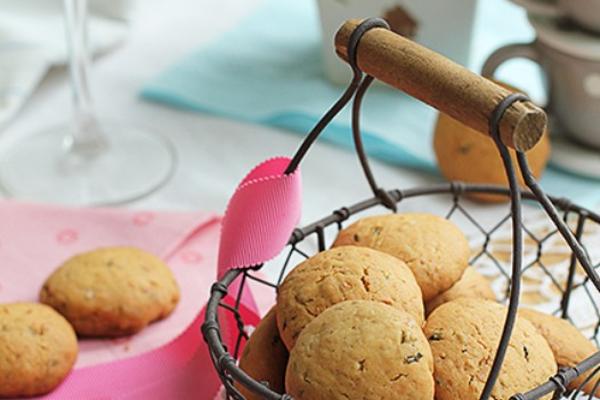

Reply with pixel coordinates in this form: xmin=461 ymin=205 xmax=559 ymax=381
xmin=316 ymin=0 xmax=479 ymax=84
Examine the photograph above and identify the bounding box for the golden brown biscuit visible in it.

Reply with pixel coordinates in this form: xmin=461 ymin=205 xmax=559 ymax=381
xmin=0 ymin=303 xmax=78 ymax=398
xmin=276 ymin=246 xmax=424 ymax=349
xmin=425 ymin=267 xmax=496 ymax=315
xmin=424 ymin=298 xmax=556 ymax=400
xmin=333 ymin=213 xmax=469 ymax=301
xmin=520 ymin=308 xmax=598 ymax=394
xmin=433 ymin=80 xmax=551 ymax=203
xmin=236 ymin=306 xmax=288 ymax=399
xmin=40 ymin=247 xmax=180 ymax=337
xmin=286 ymin=300 xmax=434 ymax=400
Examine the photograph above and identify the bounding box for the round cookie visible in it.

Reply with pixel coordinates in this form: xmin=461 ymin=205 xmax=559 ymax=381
xmin=433 ymin=80 xmax=550 ymax=204
xmin=40 ymin=246 xmax=180 ymax=337
xmin=0 ymin=303 xmax=78 ymax=397
xmin=276 ymin=246 xmax=424 ymax=349
xmin=520 ymin=308 xmax=598 ymax=394
xmin=425 ymin=267 xmax=496 ymax=315
xmin=424 ymin=298 xmax=556 ymax=400
xmin=286 ymin=300 xmax=434 ymax=400
xmin=333 ymin=213 xmax=469 ymax=301
xmin=236 ymin=306 xmax=288 ymax=399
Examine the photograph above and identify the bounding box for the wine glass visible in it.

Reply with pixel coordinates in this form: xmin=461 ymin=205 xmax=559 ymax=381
xmin=0 ymin=0 xmax=175 ymax=205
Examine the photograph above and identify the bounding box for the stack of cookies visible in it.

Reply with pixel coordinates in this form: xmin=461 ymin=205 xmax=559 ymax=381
xmin=236 ymin=212 xmax=598 ymax=400
xmin=0 ymin=247 xmax=180 ymax=398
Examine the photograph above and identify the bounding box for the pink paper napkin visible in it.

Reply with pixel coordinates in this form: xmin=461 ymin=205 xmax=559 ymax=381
xmin=0 ymin=200 xmax=219 ymax=367
xmin=0 ymin=200 xmax=257 ymax=399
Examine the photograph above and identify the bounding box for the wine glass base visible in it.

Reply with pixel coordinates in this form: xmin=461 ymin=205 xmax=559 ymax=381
xmin=0 ymin=123 xmax=176 ymax=206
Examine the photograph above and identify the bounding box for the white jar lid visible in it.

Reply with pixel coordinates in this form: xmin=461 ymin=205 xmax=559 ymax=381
xmin=528 ymin=14 xmax=600 ymax=60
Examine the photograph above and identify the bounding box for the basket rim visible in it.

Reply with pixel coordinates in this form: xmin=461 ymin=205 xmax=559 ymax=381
xmin=202 ymin=182 xmax=600 ymax=400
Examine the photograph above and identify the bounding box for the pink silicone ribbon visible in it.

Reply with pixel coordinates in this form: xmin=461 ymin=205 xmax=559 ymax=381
xmin=216 ymin=156 xmax=301 ymax=320
xmin=218 ymin=156 xmax=302 ymax=275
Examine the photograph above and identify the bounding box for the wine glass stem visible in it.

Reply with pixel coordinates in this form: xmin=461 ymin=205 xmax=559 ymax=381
xmin=64 ymin=0 xmax=106 ymax=155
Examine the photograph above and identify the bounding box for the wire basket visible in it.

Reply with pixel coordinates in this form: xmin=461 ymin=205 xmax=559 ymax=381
xmin=202 ymin=19 xmax=600 ymax=400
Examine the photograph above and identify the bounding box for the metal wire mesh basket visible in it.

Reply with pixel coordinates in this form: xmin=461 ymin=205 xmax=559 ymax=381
xmin=202 ymin=18 xmax=600 ymax=400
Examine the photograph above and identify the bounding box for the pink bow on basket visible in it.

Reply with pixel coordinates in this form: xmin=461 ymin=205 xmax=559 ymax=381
xmin=218 ymin=156 xmax=302 ymax=274
xmin=217 ymin=156 xmax=302 ymax=311
xmin=208 ymin=156 xmax=302 ymax=397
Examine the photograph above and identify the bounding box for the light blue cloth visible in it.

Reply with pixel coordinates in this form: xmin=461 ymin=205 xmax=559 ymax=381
xmin=142 ymin=0 xmax=600 ymax=207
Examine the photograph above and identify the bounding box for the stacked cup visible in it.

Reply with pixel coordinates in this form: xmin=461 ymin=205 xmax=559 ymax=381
xmin=483 ymin=0 xmax=600 ymax=150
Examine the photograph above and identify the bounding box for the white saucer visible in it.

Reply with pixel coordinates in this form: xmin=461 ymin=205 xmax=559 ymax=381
xmin=550 ymin=134 xmax=600 ymax=179
xmin=510 ymin=0 xmax=560 ymax=17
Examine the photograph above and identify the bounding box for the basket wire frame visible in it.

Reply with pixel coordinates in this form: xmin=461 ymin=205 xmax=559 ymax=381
xmin=202 ymin=18 xmax=600 ymax=400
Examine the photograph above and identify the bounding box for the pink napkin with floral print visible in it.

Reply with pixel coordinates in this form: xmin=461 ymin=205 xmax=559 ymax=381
xmin=0 ymin=200 xmax=219 ymax=367
xmin=0 ymin=200 xmax=258 ymax=399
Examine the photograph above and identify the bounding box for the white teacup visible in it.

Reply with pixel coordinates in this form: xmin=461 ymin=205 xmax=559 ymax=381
xmin=483 ymin=15 xmax=600 ymax=149
xmin=511 ymin=0 xmax=600 ymax=33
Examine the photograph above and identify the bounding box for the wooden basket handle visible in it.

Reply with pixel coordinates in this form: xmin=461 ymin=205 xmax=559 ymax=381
xmin=335 ymin=19 xmax=546 ymax=151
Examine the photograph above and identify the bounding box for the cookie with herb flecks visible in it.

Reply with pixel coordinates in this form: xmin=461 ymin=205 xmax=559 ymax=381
xmin=286 ymin=300 xmax=434 ymax=400
xmin=333 ymin=213 xmax=469 ymax=301
xmin=520 ymin=308 xmax=598 ymax=394
xmin=40 ymin=247 xmax=180 ymax=337
xmin=424 ymin=298 xmax=556 ymax=400
xmin=0 ymin=303 xmax=78 ymax=397
xmin=236 ymin=306 xmax=288 ymax=399
xmin=276 ymin=246 xmax=424 ymax=350
xmin=425 ymin=267 xmax=496 ymax=315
